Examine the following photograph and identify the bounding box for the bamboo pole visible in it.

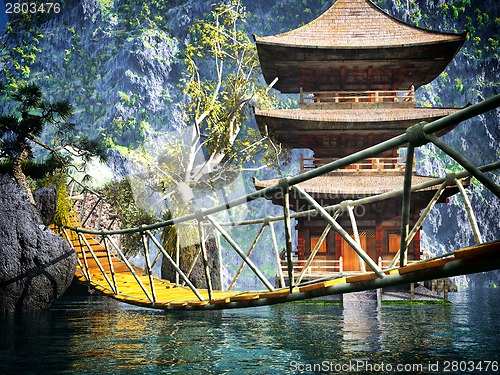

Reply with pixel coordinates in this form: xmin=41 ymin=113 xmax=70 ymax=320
xmin=214 ymin=230 xmax=223 ymax=290
xmin=399 ymin=144 xmax=415 ymax=267
xmin=389 ymin=180 xmax=447 ymax=268
xmin=102 ymin=235 xmax=118 ymax=294
xmin=269 ymin=221 xmax=285 ymax=288
xmin=283 ymin=185 xmax=295 ymax=292
xmin=207 ymin=216 xmax=274 ymax=292
xmin=141 ymin=231 xmax=157 ymax=303
xmin=455 ymin=179 xmax=483 ymax=244
xmin=293 ymin=186 xmax=384 ymax=278
xmin=63 ymin=228 xmax=91 ymax=281
xmin=347 ymin=204 xmax=366 ymax=273
xmin=427 ymin=133 xmax=500 ymax=198
xmin=77 ymin=233 xmax=91 ymax=282
xmin=146 ymin=231 xmax=204 ymax=301
xmin=79 ymin=233 xmax=115 ymax=292
xmin=295 ymin=224 xmax=332 ymax=285
xmin=150 ymin=248 xmax=163 ymax=270
xmin=198 ymin=220 xmax=213 ymax=300
xmin=64 ymin=96 xmax=500 ymax=238
xmin=183 ymin=245 xmax=203 ymax=286
xmin=66 ymin=161 xmax=500 ymax=237
xmin=104 ymin=235 xmax=155 ymax=302
xmin=228 ymin=223 xmax=266 ymax=291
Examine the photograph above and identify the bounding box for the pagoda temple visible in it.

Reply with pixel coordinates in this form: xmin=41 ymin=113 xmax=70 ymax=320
xmin=252 ymin=0 xmax=468 ymax=274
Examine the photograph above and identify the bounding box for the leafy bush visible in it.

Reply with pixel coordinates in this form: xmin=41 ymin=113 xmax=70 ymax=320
xmin=103 ymin=177 xmax=157 ymax=256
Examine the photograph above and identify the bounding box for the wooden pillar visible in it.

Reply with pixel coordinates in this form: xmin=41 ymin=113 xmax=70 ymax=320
xmin=375 ymin=223 xmax=384 ymax=260
xmin=335 ymin=231 xmax=342 ymax=260
xmin=413 ymin=230 xmax=421 ymax=260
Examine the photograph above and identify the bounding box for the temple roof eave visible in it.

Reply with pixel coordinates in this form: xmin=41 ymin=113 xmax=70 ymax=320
xmin=254 ymin=107 xmax=462 ymax=129
xmin=253 ymin=174 xmax=460 ymax=198
xmin=254 ymin=0 xmax=466 ymax=93
xmin=253 ymin=34 xmax=467 ymax=50
xmin=253 ymin=0 xmax=467 ymax=49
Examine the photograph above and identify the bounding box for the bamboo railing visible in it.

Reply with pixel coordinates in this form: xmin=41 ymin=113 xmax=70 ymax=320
xmin=299 ymin=87 xmax=415 ymax=105
xmin=59 ymin=94 xmax=500 ymax=310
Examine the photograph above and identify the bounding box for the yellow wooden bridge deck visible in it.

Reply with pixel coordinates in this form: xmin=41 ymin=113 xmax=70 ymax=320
xmin=63 ymin=215 xmax=500 ymax=311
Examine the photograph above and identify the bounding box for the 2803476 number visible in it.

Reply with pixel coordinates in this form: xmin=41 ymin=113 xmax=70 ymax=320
xmin=5 ymin=2 xmax=60 ymax=14
xmin=443 ymin=361 xmax=498 ymax=372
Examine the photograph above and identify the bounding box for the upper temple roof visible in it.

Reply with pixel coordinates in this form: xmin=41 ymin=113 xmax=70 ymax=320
xmin=255 ymin=0 xmax=465 ymax=48
xmin=254 ymin=0 xmax=467 ymax=93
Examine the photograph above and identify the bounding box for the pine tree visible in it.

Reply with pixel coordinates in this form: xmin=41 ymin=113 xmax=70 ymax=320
xmin=0 ymin=82 xmax=108 ymax=204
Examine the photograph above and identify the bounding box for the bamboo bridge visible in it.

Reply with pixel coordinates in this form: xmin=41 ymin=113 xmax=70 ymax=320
xmin=58 ymin=95 xmax=500 ymax=310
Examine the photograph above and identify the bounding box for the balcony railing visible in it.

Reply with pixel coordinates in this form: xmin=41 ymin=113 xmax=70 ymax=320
xmin=300 ymin=155 xmax=415 ymax=173
xmin=281 ymin=259 xmax=343 ymax=275
xmin=281 ymin=257 xmax=423 ymax=277
xmin=299 ymin=87 xmax=415 ymax=106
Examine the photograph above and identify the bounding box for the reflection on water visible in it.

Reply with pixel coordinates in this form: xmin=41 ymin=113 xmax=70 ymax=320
xmin=0 ymin=288 xmax=499 ymax=374
xmin=342 ymin=299 xmax=381 ymax=352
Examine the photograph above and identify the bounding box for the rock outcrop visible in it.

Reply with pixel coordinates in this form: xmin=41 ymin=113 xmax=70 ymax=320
xmin=0 ymin=175 xmax=76 ymax=312
xmin=33 ymin=185 xmax=57 ymax=226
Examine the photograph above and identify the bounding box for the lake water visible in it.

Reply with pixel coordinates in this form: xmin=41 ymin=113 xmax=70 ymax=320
xmin=1 ymin=288 xmax=499 ymax=374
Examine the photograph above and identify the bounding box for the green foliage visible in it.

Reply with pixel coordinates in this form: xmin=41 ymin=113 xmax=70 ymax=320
xmin=0 ymin=82 xmax=108 ymax=199
xmin=40 ymin=171 xmax=71 ymax=228
xmin=103 ymin=177 xmax=157 ymax=256
xmin=382 ymin=300 xmax=452 ymax=306
xmin=454 ymin=78 xmax=464 ymax=95
xmin=179 ymin=0 xmax=286 ymax=181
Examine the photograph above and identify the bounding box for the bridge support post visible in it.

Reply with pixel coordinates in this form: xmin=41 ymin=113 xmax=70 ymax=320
xmin=347 ymin=203 xmax=366 ymax=273
xmin=146 ymin=231 xmax=205 ymax=301
xmin=293 ymin=186 xmax=384 ymax=278
xmin=141 ymin=230 xmax=157 ymax=303
xmin=228 ymin=223 xmax=266 ymax=291
xmin=282 ymin=182 xmax=295 ymax=292
xmin=399 ymin=144 xmax=415 ymax=268
xmin=455 ymin=178 xmax=483 ymax=244
xmin=269 ymin=221 xmax=286 ymax=289
xmin=198 ymin=220 xmax=213 ymax=300
xmin=296 ymin=223 xmax=332 ymax=285
xmin=207 ymin=216 xmax=275 ymax=292
xmin=389 ymin=180 xmax=447 ymax=269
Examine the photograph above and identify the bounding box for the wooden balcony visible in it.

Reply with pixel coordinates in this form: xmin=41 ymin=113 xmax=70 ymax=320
xmin=300 ymin=155 xmax=415 ymax=174
xmin=299 ymin=87 xmax=415 ymax=109
xmin=281 ymin=257 xmax=423 ymax=277
xmin=281 ymin=259 xmax=343 ymax=275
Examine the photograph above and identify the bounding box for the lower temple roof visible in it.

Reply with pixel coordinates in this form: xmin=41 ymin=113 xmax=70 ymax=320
xmin=255 ymin=107 xmax=460 ymax=130
xmin=255 ymin=107 xmax=461 ymax=151
xmin=254 ymin=173 xmax=453 ymax=198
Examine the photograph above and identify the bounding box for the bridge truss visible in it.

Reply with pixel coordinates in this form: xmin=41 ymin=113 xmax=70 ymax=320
xmin=59 ymin=95 xmax=500 ymax=310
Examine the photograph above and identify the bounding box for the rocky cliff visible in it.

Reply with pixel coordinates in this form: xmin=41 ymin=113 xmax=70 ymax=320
xmin=0 ymin=175 xmax=77 ymax=311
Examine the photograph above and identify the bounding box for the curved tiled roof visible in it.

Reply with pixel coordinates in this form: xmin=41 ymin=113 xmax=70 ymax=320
xmin=254 ymin=0 xmax=465 ymax=49
xmin=254 ymin=174 xmax=445 ymax=197
xmin=255 ymin=107 xmax=460 ymax=125
xmin=254 ymin=0 xmax=466 ymax=92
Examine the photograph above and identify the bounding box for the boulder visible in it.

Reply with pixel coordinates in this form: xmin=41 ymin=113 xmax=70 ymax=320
xmin=33 ymin=185 xmax=57 ymax=226
xmin=0 ymin=175 xmax=77 ymax=312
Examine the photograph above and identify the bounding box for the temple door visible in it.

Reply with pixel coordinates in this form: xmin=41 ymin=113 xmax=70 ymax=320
xmin=341 ymin=234 xmax=367 ymax=272
xmin=310 ymin=236 xmax=327 ymax=272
